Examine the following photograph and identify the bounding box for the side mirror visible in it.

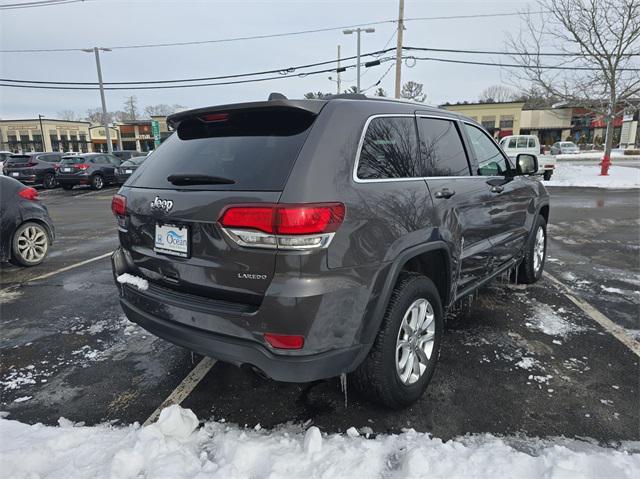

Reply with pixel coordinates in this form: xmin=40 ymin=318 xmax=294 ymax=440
xmin=516 ymin=153 xmax=538 ymax=176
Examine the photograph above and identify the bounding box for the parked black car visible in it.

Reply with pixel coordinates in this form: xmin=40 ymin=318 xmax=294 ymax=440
xmin=56 ymin=153 xmax=121 ymax=190
xmin=112 ymin=150 xmax=141 ymax=162
xmin=2 ymin=152 xmax=64 ymax=189
xmin=0 ymin=176 xmax=55 ymax=266
xmin=115 ymin=155 xmax=147 ymax=184
xmin=112 ymin=95 xmax=549 ymax=408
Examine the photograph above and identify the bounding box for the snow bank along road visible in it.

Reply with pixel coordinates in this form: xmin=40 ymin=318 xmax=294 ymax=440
xmin=0 ymin=186 xmax=638 ymax=476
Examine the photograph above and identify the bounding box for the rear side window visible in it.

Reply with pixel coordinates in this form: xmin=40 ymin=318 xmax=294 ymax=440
xmin=131 ymin=108 xmax=316 ymax=191
xmin=507 ymin=138 xmax=517 ymax=148
xmin=516 ymin=137 xmax=528 ymax=148
xmin=417 ymin=118 xmax=469 ymax=176
xmin=357 ymin=117 xmax=420 ymax=179
xmin=528 ymin=138 xmax=536 ymax=148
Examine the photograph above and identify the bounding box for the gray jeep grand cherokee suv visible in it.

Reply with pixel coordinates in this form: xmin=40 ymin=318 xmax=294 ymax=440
xmin=112 ymin=94 xmax=549 ymax=408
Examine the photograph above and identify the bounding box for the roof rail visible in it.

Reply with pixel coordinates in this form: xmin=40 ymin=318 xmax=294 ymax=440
xmin=268 ymin=92 xmax=288 ymax=100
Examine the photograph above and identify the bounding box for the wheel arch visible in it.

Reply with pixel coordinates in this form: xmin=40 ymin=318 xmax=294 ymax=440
xmin=358 ymin=241 xmax=452 ymax=350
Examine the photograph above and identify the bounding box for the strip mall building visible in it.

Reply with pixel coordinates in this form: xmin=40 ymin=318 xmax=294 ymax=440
xmin=442 ymin=101 xmax=638 ymax=148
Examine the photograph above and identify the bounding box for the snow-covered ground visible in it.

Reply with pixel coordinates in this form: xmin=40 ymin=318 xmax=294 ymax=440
xmin=1 ymin=405 xmax=639 ymax=478
xmin=555 ymin=150 xmax=640 ymax=161
xmin=545 ymin=164 xmax=640 ymax=189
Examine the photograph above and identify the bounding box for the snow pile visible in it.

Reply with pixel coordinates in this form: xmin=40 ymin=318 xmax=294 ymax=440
xmin=116 ymin=273 xmax=149 ymax=291
xmin=1 ymin=405 xmax=639 ymax=478
xmin=545 ymin=165 xmax=640 ymax=189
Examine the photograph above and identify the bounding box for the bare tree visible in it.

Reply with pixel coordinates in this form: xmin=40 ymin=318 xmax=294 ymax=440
xmin=400 ymin=81 xmax=426 ymax=102
xmin=123 ymin=95 xmax=139 ymax=120
xmin=374 ymin=87 xmax=388 ymax=97
xmin=304 ymin=92 xmax=332 ymax=99
xmin=144 ymin=104 xmax=186 ymax=117
xmin=85 ymin=107 xmax=113 ymax=125
xmin=57 ymin=110 xmax=79 ymax=121
xmin=507 ymin=0 xmax=640 ymax=168
xmin=479 ymin=85 xmax=517 ymax=103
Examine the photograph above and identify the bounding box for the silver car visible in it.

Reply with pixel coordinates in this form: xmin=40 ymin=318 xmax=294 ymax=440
xmin=550 ymin=141 xmax=580 ymax=155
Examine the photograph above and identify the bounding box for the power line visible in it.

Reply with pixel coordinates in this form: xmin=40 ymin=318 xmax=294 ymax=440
xmin=0 ymin=11 xmax=548 ymax=53
xmin=0 ymin=0 xmax=93 ymax=10
xmin=0 ymin=62 xmax=366 ymax=91
xmin=0 ymin=48 xmax=395 ymax=85
xmin=405 ymin=55 xmax=640 ymax=71
xmin=404 ymin=46 xmax=640 ymax=57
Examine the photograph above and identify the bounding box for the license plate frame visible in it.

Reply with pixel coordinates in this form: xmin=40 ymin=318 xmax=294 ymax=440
xmin=62 ymin=167 xmax=73 ymax=173
xmin=11 ymin=172 xmax=19 ymax=177
xmin=154 ymin=223 xmax=190 ymax=258
xmin=125 ymin=169 xmax=133 ymax=174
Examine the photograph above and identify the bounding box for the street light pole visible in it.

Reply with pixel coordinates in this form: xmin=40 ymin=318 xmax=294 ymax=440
xmin=37 ymin=114 xmax=46 ymax=152
xmin=343 ymin=27 xmax=375 ymax=93
xmin=337 ymin=45 xmax=341 ymax=94
xmin=83 ymin=47 xmax=113 ymax=154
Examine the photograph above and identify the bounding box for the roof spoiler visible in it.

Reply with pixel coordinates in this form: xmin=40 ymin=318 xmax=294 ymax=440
xmin=268 ymin=92 xmax=287 ymax=100
xmin=167 ymin=99 xmax=326 ymax=129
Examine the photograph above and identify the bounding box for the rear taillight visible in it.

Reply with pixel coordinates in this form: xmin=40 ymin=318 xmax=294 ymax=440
xmin=111 ymin=194 xmax=126 ymax=216
xmin=219 ymin=203 xmax=345 ymax=250
xmin=77 ymin=163 xmax=90 ymax=170
xmin=111 ymin=194 xmax=127 ymax=229
xmin=18 ymin=187 xmax=38 ymax=201
xmin=264 ymin=333 xmax=304 ymax=350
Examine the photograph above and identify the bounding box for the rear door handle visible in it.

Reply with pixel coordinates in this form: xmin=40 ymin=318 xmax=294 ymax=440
xmin=491 ymin=185 xmax=504 ymax=194
xmin=434 ymin=188 xmax=455 ymax=199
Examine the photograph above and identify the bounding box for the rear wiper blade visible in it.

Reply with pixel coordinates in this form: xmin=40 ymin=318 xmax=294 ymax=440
xmin=167 ymin=174 xmax=235 ymax=185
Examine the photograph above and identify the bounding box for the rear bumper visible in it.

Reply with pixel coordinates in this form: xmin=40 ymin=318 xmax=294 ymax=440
xmin=56 ymin=174 xmax=89 ymax=185
xmin=119 ymin=298 xmax=362 ymax=382
xmin=115 ymin=173 xmax=131 ymax=184
xmin=111 ymin=247 xmax=374 ymax=382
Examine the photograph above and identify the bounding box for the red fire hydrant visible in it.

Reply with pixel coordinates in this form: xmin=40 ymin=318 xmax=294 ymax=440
xmin=600 ymin=154 xmax=611 ymax=176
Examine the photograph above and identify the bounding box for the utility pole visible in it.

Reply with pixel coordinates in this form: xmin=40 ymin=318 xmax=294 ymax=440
xmin=37 ymin=114 xmax=46 ymax=152
xmin=394 ymin=0 xmax=405 ymax=99
xmin=83 ymin=47 xmax=113 ymax=154
xmin=343 ymin=27 xmax=375 ymax=93
xmin=337 ymin=45 xmax=342 ymax=94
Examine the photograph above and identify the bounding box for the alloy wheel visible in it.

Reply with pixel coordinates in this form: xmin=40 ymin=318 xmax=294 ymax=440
xmin=395 ymin=298 xmax=436 ymax=385
xmin=533 ymin=226 xmax=545 ymax=272
xmin=17 ymin=225 xmax=48 ymax=263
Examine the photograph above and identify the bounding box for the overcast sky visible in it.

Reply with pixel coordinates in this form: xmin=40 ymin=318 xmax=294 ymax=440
xmin=0 ymin=0 xmax=535 ymax=119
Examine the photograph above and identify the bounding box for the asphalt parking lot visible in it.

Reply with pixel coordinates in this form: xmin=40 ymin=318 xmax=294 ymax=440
xmin=1 ymin=184 xmax=638 ymax=443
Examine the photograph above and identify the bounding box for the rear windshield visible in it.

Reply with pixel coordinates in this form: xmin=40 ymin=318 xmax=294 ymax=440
xmin=561 ymin=142 xmax=577 ymax=147
xmin=61 ymin=157 xmax=86 ymax=164
xmin=6 ymin=155 xmax=32 ymax=164
xmin=130 ymin=108 xmax=316 ymax=191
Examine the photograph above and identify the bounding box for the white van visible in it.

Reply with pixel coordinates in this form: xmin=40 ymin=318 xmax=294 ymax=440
xmin=499 ymin=135 xmax=556 ymax=180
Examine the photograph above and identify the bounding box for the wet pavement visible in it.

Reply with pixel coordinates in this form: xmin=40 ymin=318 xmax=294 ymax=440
xmin=1 ymin=185 xmax=638 ymax=443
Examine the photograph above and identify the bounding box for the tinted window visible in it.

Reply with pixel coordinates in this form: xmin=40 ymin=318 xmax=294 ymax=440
xmin=528 ymin=138 xmax=536 ymax=148
xmin=132 ymin=109 xmax=316 ymax=191
xmin=357 ymin=117 xmax=420 ymax=179
xmin=516 ymin=137 xmax=528 ymax=148
xmin=507 ymin=138 xmax=517 ymax=148
xmin=463 ymin=124 xmax=510 ymax=176
xmin=6 ymin=155 xmax=33 ymax=164
xmin=61 ymin=156 xmax=86 ymax=164
xmin=418 ymin=118 xmax=469 ymax=176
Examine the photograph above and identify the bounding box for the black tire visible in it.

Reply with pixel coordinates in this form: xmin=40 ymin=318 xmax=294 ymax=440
xmin=518 ymin=215 xmax=547 ymax=284
xmin=543 ymin=170 xmax=552 ymax=181
xmin=43 ymin=172 xmax=57 ymax=189
xmin=61 ymin=183 xmax=74 ymax=190
xmin=91 ymin=174 xmax=104 ymax=190
xmin=11 ymin=221 xmax=50 ymax=267
xmin=352 ymin=272 xmax=443 ymax=409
